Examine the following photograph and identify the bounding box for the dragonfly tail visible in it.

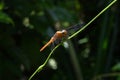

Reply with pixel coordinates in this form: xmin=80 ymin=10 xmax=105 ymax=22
xmin=40 ymin=39 xmax=53 ymax=52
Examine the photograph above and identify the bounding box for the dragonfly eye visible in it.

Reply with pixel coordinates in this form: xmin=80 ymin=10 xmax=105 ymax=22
xmin=61 ymin=30 xmax=67 ymax=35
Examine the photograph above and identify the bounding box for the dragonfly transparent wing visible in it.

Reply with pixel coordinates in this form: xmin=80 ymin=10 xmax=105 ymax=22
xmin=65 ymin=23 xmax=84 ymax=36
xmin=50 ymin=38 xmax=62 ymax=50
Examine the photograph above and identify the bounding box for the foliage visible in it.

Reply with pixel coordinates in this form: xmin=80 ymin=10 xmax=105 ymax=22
xmin=0 ymin=0 xmax=120 ymax=80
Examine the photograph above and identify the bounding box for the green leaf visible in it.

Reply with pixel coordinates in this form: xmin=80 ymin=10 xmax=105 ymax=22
xmin=0 ymin=2 xmax=4 ymax=10
xmin=117 ymin=76 xmax=120 ymax=80
xmin=112 ymin=63 xmax=120 ymax=71
xmin=0 ymin=12 xmax=14 ymax=26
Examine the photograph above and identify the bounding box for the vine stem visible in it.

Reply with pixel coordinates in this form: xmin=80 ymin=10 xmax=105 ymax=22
xmin=68 ymin=0 xmax=117 ymax=39
xmin=28 ymin=0 xmax=117 ymax=80
xmin=28 ymin=44 xmax=61 ymax=80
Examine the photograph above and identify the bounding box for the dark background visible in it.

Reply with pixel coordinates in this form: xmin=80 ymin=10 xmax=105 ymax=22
xmin=0 ymin=0 xmax=120 ymax=80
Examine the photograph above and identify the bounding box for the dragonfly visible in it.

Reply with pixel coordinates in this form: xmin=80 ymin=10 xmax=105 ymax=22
xmin=40 ymin=23 xmax=84 ymax=52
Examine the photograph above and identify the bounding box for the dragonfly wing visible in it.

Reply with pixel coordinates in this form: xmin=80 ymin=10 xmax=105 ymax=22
xmin=54 ymin=38 xmax=62 ymax=45
xmin=66 ymin=23 xmax=84 ymax=32
xmin=50 ymin=38 xmax=62 ymax=50
xmin=50 ymin=42 xmax=55 ymax=50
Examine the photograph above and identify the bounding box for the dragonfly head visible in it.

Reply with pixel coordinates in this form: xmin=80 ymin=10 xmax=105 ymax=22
xmin=61 ymin=30 xmax=67 ymax=36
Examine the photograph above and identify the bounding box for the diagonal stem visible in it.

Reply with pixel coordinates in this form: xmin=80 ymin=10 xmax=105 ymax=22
xmin=68 ymin=0 xmax=117 ymax=39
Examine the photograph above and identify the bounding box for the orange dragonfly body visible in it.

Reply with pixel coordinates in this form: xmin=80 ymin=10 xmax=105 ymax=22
xmin=40 ymin=23 xmax=83 ymax=52
xmin=40 ymin=30 xmax=67 ymax=52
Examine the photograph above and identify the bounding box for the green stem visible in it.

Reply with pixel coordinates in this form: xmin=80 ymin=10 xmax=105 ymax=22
xmin=68 ymin=0 xmax=117 ymax=39
xmin=92 ymin=72 xmax=120 ymax=80
xmin=28 ymin=44 xmax=61 ymax=80
xmin=67 ymin=40 xmax=83 ymax=80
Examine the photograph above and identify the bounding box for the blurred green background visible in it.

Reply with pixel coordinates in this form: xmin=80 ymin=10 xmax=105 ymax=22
xmin=0 ymin=0 xmax=120 ymax=80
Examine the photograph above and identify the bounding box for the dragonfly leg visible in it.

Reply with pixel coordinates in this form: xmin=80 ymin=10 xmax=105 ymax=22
xmin=50 ymin=42 xmax=55 ymax=50
xmin=50 ymin=39 xmax=62 ymax=50
xmin=55 ymin=38 xmax=62 ymax=45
